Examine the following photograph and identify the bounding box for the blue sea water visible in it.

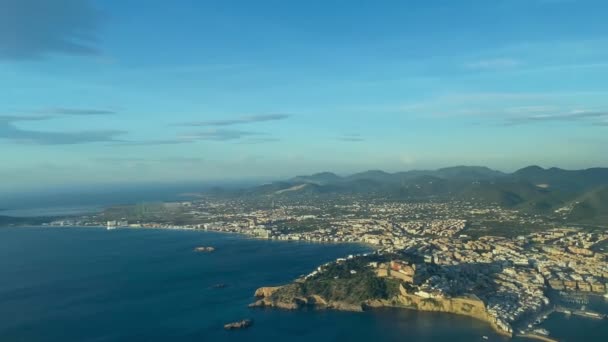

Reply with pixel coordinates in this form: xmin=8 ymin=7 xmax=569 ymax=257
xmin=0 ymin=227 xmax=605 ymax=342
xmin=0 ymin=205 xmax=104 ymax=217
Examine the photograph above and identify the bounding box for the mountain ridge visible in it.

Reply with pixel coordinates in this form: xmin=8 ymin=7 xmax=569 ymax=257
xmin=237 ymin=166 xmax=608 ymax=221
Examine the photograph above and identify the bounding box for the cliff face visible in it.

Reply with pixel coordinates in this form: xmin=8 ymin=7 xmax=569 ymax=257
xmin=250 ymin=285 xmax=363 ymax=312
xmin=250 ymin=284 xmax=511 ymax=337
xmin=254 ymin=286 xmax=282 ymax=298
xmin=395 ymin=286 xmax=511 ymax=337
xmin=398 ymin=293 xmax=489 ymax=321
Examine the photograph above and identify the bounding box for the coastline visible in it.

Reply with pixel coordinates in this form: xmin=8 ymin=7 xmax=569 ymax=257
xmin=3 ymin=225 xmax=606 ymax=341
xmin=9 ymin=224 xmax=378 ymax=250
xmin=516 ymin=334 xmax=559 ymax=342
xmin=250 ymin=285 xmax=514 ymax=338
xmin=7 ymin=225 xmax=606 ymax=341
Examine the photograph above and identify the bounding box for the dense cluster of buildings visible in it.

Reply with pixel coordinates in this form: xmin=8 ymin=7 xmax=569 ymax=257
xmin=365 ymin=228 xmax=608 ymax=335
xmin=56 ymin=197 xmax=607 ymax=335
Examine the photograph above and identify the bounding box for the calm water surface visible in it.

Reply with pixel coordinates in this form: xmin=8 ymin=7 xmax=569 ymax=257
xmin=0 ymin=227 xmax=605 ymax=341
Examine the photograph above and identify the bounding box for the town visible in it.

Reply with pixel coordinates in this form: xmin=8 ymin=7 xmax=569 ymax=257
xmin=49 ymin=196 xmax=608 ymax=337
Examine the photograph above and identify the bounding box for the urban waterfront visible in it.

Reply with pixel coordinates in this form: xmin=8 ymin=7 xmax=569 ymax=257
xmin=0 ymin=227 xmax=605 ymax=341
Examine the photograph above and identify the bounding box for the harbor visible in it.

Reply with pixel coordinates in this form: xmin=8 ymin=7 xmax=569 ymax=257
xmin=515 ymin=298 xmax=607 ymax=341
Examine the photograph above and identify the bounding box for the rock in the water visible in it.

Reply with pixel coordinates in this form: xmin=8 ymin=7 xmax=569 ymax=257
xmin=194 ymin=246 xmax=215 ymax=252
xmin=224 ymin=319 xmax=253 ymax=330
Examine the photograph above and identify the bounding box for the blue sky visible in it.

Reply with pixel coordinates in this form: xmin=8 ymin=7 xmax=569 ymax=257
xmin=1 ymin=0 xmax=608 ymax=192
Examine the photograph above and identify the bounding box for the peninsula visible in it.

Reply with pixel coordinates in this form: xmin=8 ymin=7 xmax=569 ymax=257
xmin=37 ymin=166 xmax=608 ymax=339
xmin=248 ymin=227 xmax=608 ymax=338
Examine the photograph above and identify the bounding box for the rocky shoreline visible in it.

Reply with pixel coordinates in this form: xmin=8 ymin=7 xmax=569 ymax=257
xmin=249 ymin=286 xmax=364 ymax=312
xmin=250 ymin=285 xmax=512 ymax=338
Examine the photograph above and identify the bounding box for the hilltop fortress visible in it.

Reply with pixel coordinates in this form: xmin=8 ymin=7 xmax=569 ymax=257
xmin=251 ymin=257 xmax=514 ymax=337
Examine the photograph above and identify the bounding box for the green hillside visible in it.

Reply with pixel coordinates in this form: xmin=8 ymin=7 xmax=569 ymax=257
xmin=568 ymin=186 xmax=608 ymax=223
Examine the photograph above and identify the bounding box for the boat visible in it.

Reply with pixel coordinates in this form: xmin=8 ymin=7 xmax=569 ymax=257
xmin=482 ymin=336 xmax=488 ymax=340
xmin=533 ymin=328 xmax=550 ymax=336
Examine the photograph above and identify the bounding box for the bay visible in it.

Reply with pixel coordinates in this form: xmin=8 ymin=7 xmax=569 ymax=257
xmin=0 ymin=227 xmax=603 ymax=341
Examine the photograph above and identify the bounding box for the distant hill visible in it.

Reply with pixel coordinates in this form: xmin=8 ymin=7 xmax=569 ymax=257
xmin=290 ymin=172 xmax=343 ymax=185
xmin=568 ymin=186 xmax=608 ymax=223
xmin=347 ymin=170 xmax=396 ymax=183
xmin=513 ymin=166 xmax=608 ymax=192
xmin=456 ymin=180 xmax=568 ymax=209
xmin=434 ymin=166 xmax=507 ymax=181
xmin=344 ymin=166 xmax=506 ymax=184
xmin=239 ymin=165 xmax=608 ymax=222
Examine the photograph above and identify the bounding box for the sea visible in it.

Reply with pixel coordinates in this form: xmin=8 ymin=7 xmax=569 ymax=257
xmin=1 ymin=227 xmax=607 ymax=342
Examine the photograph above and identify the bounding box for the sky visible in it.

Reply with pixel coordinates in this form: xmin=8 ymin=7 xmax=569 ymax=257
xmin=1 ymin=0 xmax=608 ymax=192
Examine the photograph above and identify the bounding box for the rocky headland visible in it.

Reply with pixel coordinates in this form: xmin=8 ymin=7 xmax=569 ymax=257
xmin=248 ymin=254 xmax=515 ymax=338
xmin=250 ymin=285 xmax=364 ymax=312
xmin=250 ymin=283 xmax=511 ymax=337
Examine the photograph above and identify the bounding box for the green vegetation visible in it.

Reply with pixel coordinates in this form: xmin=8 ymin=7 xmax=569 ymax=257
xmin=273 ymin=255 xmax=403 ymax=304
xmin=274 ymin=218 xmax=329 ymax=234
xmin=568 ymin=186 xmax=608 ymax=224
xmin=97 ymin=202 xmax=205 ymax=225
xmin=301 ymin=272 xmax=389 ymax=303
xmin=238 ymin=165 xmax=608 ymax=229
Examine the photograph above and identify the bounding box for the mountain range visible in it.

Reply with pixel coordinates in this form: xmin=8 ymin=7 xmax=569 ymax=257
xmin=237 ymin=166 xmax=608 ymax=224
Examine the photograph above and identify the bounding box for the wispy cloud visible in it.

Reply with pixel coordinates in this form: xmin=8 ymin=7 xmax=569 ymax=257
xmin=237 ymin=137 xmax=281 ymax=144
xmin=505 ymin=110 xmax=608 ymax=125
xmin=114 ymin=129 xmax=280 ymax=146
xmin=94 ymin=157 xmax=206 ymax=164
xmin=180 ymin=129 xmax=267 ymax=141
xmin=0 ymin=115 xmax=52 ymax=122
xmin=0 ymin=120 xmax=125 ymax=145
xmin=0 ymin=0 xmax=103 ymax=60
xmin=113 ymin=138 xmax=194 ymax=146
xmin=178 ymin=114 xmax=290 ymax=127
xmin=394 ymin=91 xmax=608 ymax=125
xmin=337 ymin=133 xmax=365 ymax=142
xmin=592 ymin=120 xmax=608 ymax=127
xmin=41 ymin=107 xmax=116 ymax=116
xmin=465 ymin=58 xmax=522 ymax=70
xmin=0 ymin=113 xmax=124 ymax=145
xmin=7 ymin=107 xmax=116 ymax=118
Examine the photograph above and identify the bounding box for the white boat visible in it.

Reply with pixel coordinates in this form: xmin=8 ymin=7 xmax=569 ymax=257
xmin=533 ymin=328 xmax=550 ymax=336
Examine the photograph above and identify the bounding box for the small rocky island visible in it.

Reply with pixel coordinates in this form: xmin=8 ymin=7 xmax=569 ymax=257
xmin=194 ymin=246 xmax=215 ymax=252
xmin=224 ymin=319 xmax=253 ymax=330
